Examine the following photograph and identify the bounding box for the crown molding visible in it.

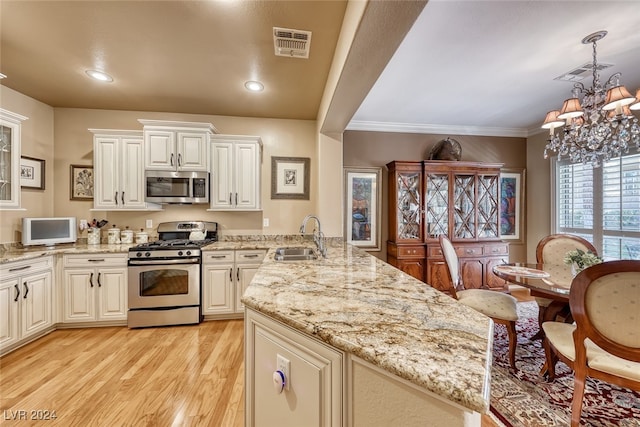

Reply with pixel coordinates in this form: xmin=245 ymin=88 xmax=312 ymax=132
xmin=346 ymin=120 xmax=534 ymax=138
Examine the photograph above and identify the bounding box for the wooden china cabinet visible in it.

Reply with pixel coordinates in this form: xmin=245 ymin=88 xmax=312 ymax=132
xmin=386 ymin=160 xmax=509 ymax=294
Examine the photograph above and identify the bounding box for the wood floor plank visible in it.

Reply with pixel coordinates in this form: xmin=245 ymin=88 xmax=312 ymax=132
xmin=0 ymin=315 xmax=500 ymax=426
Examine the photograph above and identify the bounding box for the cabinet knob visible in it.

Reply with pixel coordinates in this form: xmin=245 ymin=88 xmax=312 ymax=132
xmin=272 ymin=370 xmax=286 ymax=394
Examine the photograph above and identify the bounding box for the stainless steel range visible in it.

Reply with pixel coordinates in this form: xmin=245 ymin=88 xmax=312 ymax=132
xmin=127 ymin=221 xmax=218 ymax=328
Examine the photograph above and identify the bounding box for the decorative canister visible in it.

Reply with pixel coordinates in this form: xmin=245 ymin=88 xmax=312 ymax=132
xmin=135 ymin=229 xmax=149 ymax=244
xmin=107 ymin=225 xmax=121 ymax=244
xmin=120 ymin=227 xmax=134 ymax=244
xmin=87 ymin=227 xmax=100 ymax=245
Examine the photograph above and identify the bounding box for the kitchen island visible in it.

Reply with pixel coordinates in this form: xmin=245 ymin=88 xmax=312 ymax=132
xmin=242 ymin=238 xmax=493 ymax=427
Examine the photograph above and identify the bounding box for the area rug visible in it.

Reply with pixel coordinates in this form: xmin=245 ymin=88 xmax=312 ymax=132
xmin=490 ymin=301 xmax=640 ymax=427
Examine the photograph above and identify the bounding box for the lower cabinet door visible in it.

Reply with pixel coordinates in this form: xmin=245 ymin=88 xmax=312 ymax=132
xmin=20 ymin=270 xmax=52 ymax=339
xmin=0 ymin=278 xmax=20 ymax=350
xmin=484 ymin=256 xmax=509 ymax=291
xmin=246 ymin=309 xmax=343 ymax=427
xmin=97 ymin=268 xmax=127 ymax=320
xmin=396 ymin=259 xmax=424 ymax=282
xmin=460 ymin=258 xmax=484 ymax=289
xmin=63 ymin=269 xmax=96 ymax=322
xmin=202 ymin=264 xmax=234 ymax=315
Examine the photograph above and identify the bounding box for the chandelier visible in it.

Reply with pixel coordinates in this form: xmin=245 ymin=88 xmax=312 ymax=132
xmin=542 ymin=30 xmax=640 ymax=167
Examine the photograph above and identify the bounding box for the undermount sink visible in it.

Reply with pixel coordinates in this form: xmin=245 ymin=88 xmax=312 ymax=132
xmin=274 ymin=247 xmax=318 ymax=261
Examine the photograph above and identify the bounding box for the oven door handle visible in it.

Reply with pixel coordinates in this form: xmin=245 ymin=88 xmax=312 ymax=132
xmin=128 ymin=258 xmax=201 ymax=266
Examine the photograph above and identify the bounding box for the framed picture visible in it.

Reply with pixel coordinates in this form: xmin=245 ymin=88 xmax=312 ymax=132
xmin=271 ymin=156 xmax=310 ymax=200
xmin=500 ymin=168 xmax=525 ymax=242
xmin=20 ymin=156 xmax=45 ymax=189
xmin=70 ymin=164 xmax=94 ymax=200
xmin=344 ymin=167 xmax=382 ymax=250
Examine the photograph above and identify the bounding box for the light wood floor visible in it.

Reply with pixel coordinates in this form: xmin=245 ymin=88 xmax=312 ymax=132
xmin=1 ymin=289 xmax=533 ymax=426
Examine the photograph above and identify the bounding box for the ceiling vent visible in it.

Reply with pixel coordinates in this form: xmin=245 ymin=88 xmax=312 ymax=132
xmin=554 ymin=62 xmax=614 ymax=82
xmin=273 ymin=27 xmax=312 ymax=59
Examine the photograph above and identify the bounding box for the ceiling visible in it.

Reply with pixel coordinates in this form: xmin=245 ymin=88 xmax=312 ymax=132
xmin=1 ymin=1 xmax=639 ymax=139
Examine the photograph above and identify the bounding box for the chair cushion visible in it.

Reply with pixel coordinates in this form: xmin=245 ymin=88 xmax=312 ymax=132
xmin=542 ymin=321 xmax=640 ymax=382
xmin=457 ymin=289 xmax=518 ymax=321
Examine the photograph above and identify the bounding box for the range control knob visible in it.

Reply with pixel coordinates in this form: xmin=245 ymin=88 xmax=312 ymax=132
xmin=186 ymin=250 xmax=192 ymax=256
xmin=136 ymin=252 xmax=142 ymax=257
xmin=145 ymin=252 xmax=151 ymax=257
xmin=178 ymin=251 xmax=183 ymax=256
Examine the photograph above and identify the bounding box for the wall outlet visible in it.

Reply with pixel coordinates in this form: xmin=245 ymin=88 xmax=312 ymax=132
xmin=277 ymin=354 xmax=290 ymax=390
xmin=263 ymin=218 xmax=269 ymax=227
xmin=145 ymin=219 xmax=153 ymax=229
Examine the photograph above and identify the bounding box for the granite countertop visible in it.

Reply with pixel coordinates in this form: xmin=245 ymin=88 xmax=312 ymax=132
xmin=242 ymin=238 xmax=493 ymax=414
xmin=0 ymin=243 xmax=136 ymax=263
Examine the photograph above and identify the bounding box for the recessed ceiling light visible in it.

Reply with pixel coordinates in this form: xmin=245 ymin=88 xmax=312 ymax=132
xmin=86 ymin=69 xmax=113 ymax=82
xmin=244 ymin=81 xmax=264 ymax=92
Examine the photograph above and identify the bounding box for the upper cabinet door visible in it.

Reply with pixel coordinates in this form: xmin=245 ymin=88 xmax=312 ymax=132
xmin=210 ymin=136 xmax=262 ymax=211
xmin=140 ymin=120 xmax=215 ymax=171
xmin=0 ymin=109 xmax=28 ymax=209
xmin=387 ymin=161 xmax=423 ymax=243
xmin=120 ymin=137 xmax=146 ymax=208
xmin=177 ymin=132 xmax=208 ymax=171
xmin=144 ymin=130 xmax=175 ymax=170
xmin=94 ymin=136 xmax=120 ymax=209
xmin=234 ymin=142 xmax=259 ymax=210
xmin=210 ymin=141 xmax=234 ymax=209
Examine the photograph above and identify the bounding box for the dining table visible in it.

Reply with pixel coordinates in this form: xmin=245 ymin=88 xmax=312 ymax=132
xmin=492 ymin=262 xmax=576 ymax=377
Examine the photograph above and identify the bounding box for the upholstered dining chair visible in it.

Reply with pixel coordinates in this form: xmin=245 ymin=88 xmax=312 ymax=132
xmin=438 ymin=235 xmax=519 ymax=369
xmin=542 ymin=260 xmax=640 ymax=427
xmin=533 ymin=234 xmax=598 ymax=335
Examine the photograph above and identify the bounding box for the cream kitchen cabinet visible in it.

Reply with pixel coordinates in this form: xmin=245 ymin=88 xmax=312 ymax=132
xmin=0 ymin=256 xmax=53 ymax=355
xmin=202 ymin=249 xmax=266 ymax=318
xmin=139 ymin=120 xmax=216 ymax=172
xmin=245 ymin=308 xmax=344 ymax=427
xmin=0 ymin=108 xmax=28 ymax=209
xmin=62 ymin=254 xmax=128 ymax=324
xmin=91 ymin=129 xmax=159 ymax=210
xmin=210 ymin=135 xmax=262 ymax=210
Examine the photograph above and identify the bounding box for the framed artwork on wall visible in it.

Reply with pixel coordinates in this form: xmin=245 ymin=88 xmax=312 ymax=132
xmin=344 ymin=167 xmax=382 ymax=250
xmin=20 ymin=156 xmax=45 ymax=189
xmin=271 ymin=156 xmax=310 ymax=200
xmin=70 ymin=164 xmax=94 ymax=200
xmin=500 ymin=168 xmax=525 ymax=242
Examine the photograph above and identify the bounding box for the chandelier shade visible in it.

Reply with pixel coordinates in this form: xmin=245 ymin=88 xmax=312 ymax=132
xmin=557 ymin=98 xmax=584 ymax=119
xmin=603 ymin=85 xmax=636 ymax=111
xmin=542 ymin=30 xmax=640 ymax=167
xmin=542 ymin=110 xmax=564 ymax=132
xmin=630 ymin=89 xmax=640 ymax=111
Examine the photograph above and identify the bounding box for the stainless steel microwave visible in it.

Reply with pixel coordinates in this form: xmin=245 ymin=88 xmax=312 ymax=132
xmin=145 ymin=171 xmax=209 ymax=204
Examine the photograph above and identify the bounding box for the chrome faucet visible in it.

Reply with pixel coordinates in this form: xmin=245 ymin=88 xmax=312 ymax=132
xmin=299 ymin=214 xmax=327 ymax=257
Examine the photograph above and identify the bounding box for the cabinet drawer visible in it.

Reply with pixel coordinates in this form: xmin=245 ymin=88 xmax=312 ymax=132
xmin=484 ymin=244 xmax=509 ymax=255
xmin=236 ymin=250 xmax=266 ymax=263
xmin=63 ymin=253 xmax=126 ymax=268
xmin=1 ymin=256 xmax=53 ymax=277
xmin=428 ymin=246 xmax=444 ymax=257
xmin=397 ymin=246 xmax=425 ymax=257
xmin=455 ymin=245 xmax=483 ymax=257
xmin=203 ymin=250 xmax=234 ymax=264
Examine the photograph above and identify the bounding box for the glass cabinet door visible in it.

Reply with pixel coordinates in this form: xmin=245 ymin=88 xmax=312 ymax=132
xmin=478 ymin=175 xmax=499 ymax=238
xmin=453 ymin=174 xmax=476 ymax=239
xmin=396 ymin=171 xmax=421 ymax=240
xmin=0 ymin=125 xmax=13 ymax=202
xmin=425 ymin=173 xmax=449 ymax=238
xmin=0 ymin=109 xmax=26 ymax=209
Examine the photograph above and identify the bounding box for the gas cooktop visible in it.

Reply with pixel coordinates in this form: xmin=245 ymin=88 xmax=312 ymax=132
xmin=130 ymin=239 xmax=216 ymax=251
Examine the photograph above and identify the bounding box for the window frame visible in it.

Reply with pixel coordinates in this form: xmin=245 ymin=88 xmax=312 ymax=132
xmin=551 ymin=150 xmax=640 ymax=260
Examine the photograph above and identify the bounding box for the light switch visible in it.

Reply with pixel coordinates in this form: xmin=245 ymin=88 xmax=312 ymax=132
xmin=263 ymin=218 xmax=269 ymax=227
xmin=146 ymin=219 xmax=153 ymax=229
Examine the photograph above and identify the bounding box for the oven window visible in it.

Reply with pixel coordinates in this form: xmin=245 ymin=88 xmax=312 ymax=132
xmin=139 ymin=270 xmax=189 ymax=296
xmin=147 ymin=177 xmax=190 ymax=198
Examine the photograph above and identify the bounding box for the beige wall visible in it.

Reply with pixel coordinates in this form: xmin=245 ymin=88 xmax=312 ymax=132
xmin=52 ymin=108 xmax=318 ymax=239
xmin=0 ymin=100 xmax=320 ymax=243
xmin=0 ymin=86 xmax=55 ymax=244
xmin=525 ymin=131 xmax=553 ymax=262
xmin=343 ymin=131 xmax=528 ymax=261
